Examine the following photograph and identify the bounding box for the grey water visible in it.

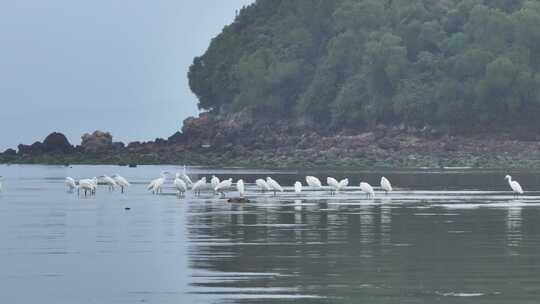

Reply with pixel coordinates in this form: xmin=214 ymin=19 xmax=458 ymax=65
xmin=1 ymin=165 xmax=540 ymax=303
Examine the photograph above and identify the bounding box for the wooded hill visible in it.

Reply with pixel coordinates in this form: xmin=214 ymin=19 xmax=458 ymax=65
xmin=189 ymin=0 xmax=540 ymax=129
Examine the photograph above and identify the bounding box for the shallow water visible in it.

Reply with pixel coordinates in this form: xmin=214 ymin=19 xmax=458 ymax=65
xmin=1 ymin=165 xmax=540 ymax=303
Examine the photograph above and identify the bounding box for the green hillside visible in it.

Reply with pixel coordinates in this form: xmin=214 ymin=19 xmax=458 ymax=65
xmin=189 ymin=0 xmax=540 ymax=129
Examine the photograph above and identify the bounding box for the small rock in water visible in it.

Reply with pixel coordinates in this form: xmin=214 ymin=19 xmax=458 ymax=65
xmin=124 ymin=207 xmax=131 ymax=211
xmin=227 ymin=197 xmax=250 ymax=204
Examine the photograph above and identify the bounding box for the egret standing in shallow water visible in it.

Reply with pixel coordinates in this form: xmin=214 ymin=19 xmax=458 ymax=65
xmin=65 ymin=177 xmax=77 ymax=192
xmin=306 ymin=176 xmax=322 ymax=189
xmin=294 ymin=181 xmax=302 ymax=193
xmin=255 ymin=178 xmax=270 ymax=192
xmin=174 ymin=173 xmax=188 ymax=197
xmin=148 ymin=172 xmax=169 ymax=195
xmin=100 ymin=175 xmax=117 ymax=192
xmin=237 ymin=179 xmax=245 ymax=197
xmin=339 ymin=178 xmax=349 ymax=189
xmin=380 ymin=177 xmax=392 ymax=194
xmin=215 ymin=178 xmax=233 ymax=197
xmin=191 ymin=177 xmax=207 ymax=196
xmin=112 ymin=174 xmax=130 ymax=193
xmin=78 ymin=178 xmax=96 ymax=197
xmin=360 ymin=182 xmax=375 ymax=198
xmin=181 ymin=165 xmax=193 ymax=188
xmin=211 ymin=175 xmax=220 ymax=189
xmin=505 ymin=175 xmax=523 ymax=197
xmin=327 ymin=177 xmax=340 ymax=195
xmin=266 ymin=177 xmax=283 ymax=196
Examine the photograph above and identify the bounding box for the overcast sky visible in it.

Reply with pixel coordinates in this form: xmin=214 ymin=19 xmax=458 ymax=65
xmin=0 ymin=0 xmax=254 ymax=150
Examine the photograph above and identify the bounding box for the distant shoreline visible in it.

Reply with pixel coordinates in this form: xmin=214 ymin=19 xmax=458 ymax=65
xmin=3 ymin=114 xmax=540 ymax=170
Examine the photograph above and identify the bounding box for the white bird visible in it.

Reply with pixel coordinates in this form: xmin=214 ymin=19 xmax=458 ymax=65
xmin=148 ymin=171 xmax=169 ymax=195
xmin=505 ymin=175 xmax=523 ymax=197
xmin=181 ymin=165 xmax=193 ymax=188
xmin=191 ymin=177 xmax=207 ymax=196
xmin=78 ymin=178 xmax=96 ymax=197
xmin=255 ymin=178 xmax=270 ymax=192
xmin=211 ymin=175 xmax=220 ymax=189
xmin=174 ymin=173 xmax=188 ymax=197
xmin=100 ymin=175 xmax=117 ymax=191
xmin=215 ymin=178 xmax=233 ymax=197
xmin=327 ymin=177 xmax=340 ymax=195
xmin=380 ymin=177 xmax=392 ymax=194
xmin=112 ymin=174 xmax=130 ymax=193
xmin=360 ymin=182 xmax=375 ymax=198
xmin=65 ymin=177 xmax=77 ymax=192
xmin=306 ymin=176 xmax=322 ymax=189
xmin=237 ymin=179 xmax=245 ymax=197
xmin=294 ymin=181 xmax=302 ymax=193
xmin=339 ymin=178 xmax=349 ymax=188
xmin=266 ymin=177 xmax=283 ymax=195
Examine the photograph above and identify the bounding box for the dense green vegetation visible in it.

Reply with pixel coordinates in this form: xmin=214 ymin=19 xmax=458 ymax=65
xmin=189 ymin=0 xmax=540 ymax=129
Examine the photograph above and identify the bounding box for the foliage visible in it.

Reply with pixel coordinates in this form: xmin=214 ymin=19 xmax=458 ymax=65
xmin=189 ymin=0 xmax=540 ymax=128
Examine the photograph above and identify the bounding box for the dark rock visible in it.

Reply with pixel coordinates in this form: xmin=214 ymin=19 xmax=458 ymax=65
xmin=378 ymin=138 xmax=400 ymax=151
xmin=442 ymin=140 xmax=459 ymax=152
xmin=127 ymin=141 xmax=142 ymax=149
xmin=155 ymin=138 xmax=166 ymax=145
xmin=18 ymin=141 xmax=44 ymax=155
xmin=3 ymin=148 xmax=16 ymax=156
xmin=81 ymin=131 xmax=113 ymax=152
xmin=43 ymin=132 xmax=73 ymax=153
xmin=167 ymin=131 xmax=185 ymax=143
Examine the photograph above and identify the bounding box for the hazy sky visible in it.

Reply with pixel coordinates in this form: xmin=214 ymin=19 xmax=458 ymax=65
xmin=0 ymin=0 xmax=254 ymax=150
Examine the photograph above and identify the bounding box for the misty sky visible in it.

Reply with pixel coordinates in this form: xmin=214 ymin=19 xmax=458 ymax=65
xmin=0 ymin=0 xmax=254 ymax=150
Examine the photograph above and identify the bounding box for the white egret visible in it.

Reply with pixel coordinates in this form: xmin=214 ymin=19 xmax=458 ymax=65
xmin=327 ymin=177 xmax=340 ymax=195
xmin=215 ymin=178 xmax=233 ymax=197
xmin=78 ymin=179 xmax=96 ymax=197
xmin=294 ymin=181 xmax=302 ymax=193
xmin=237 ymin=179 xmax=245 ymax=197
xmin=174 ymin=173 xmax=188 ymax=197
xmin=306 ymin=176 xmax=322 ymax=189
xmin=191 ymin=177 xmax=207 ymax=196
xmin=380 ymin=177 xmax=392 ymax=194
xmin=255 ymin=178 xmax=270 ymax=192
xmin=360 ymin=182 xmax=375 ymax=198
xmin=338 ymin=178 xmax=349 ymax=189
xmin=181 ymin=165 xmax=193 ymax=188
xmin=112 ymin=174 xmax=130 ymax=193
xmin=211 ymin=175 xmax=220 ymax=189
xmin=100 ymin=175 xmax=117 ymax=191
xmin=65 ymin=177 xmax=77 ymax=192
xmin=148 ymin=171 xmax=169 ymax=195
xmin=505 ymin=175 xmax=523 ymax=197
xmin=266 ymin=177 xmax=283 ymax=196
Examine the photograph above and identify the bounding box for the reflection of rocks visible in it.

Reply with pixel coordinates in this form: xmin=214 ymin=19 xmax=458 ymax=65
xmin=81 ymin=131 xmax=113 ymax=152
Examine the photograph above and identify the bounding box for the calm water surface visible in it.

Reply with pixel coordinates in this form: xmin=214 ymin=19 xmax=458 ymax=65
xmin=1 ymin=165 xmax=540 ymax=303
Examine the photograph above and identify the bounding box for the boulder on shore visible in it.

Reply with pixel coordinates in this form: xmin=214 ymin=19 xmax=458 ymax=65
xmin=43 ymin=132 xmax=73 ymax=153
xmin=81 ymin=131 xmax=113 ymax=152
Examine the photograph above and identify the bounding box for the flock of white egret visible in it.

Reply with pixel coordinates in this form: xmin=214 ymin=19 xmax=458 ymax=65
xmin=0 ymin=169 xmax=526 ymax=199
xmin=64 ymin=174 xmax=130 ymax=196
xmin=53 ymin=164 xmax=527 ymax=199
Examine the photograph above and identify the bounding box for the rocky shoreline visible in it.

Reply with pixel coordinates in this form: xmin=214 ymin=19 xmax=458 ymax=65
xmin=3 ymin=113 xmax=540 ymax=169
